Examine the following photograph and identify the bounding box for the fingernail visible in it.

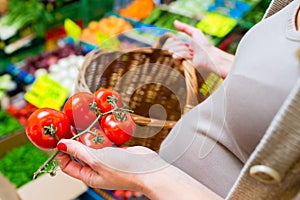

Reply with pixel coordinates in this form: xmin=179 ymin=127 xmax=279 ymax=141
xmin=57 ymin=142 xmax=67 ymax=152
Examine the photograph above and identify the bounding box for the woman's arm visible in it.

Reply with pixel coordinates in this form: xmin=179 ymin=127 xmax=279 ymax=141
xmin=208 ymin=46 xmax=235 ymax=79
xmin=56 ymin=139 xmax=222 ymax=200
xmin=142 ymin=163 xmax=223 ymax=200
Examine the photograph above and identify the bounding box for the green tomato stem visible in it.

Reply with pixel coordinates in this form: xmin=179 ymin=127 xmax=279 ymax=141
xmin=118 ymin=107 xmax=134 ymax=113
xmin=43 ymin=124 xmax=59 ymax=141
xmin=33 ymin=150 xmax=59 ymax=180
xmin=71 ymin=114 xmax=102 ymax=140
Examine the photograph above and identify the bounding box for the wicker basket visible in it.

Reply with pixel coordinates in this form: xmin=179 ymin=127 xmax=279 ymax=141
xmin=75 ymin=45 xmax=209 ymax=151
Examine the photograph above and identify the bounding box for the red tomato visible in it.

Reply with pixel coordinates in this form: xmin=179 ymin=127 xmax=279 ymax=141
xmin=94 ymin=88 xmax=123 ymax=113
xmin=70 ymin=126 xmax=78 ymax=136
xmin=125 ymin=190 xmax=134 ymax=198
xmin=78 ymin=128 xmax=112 ymax=149
xmin=114 ymin=190 xmax=125 ymax=198
xmin=6 ymin=104 xmax=18 ymax=116
xmin=63 ymin=92 xmax=98 ymax=131
xmin=26 ymin=108 xmax=72 ymax=150
xmin=100 ymin=112 xmax=135 ymax=145
xmin=19 ymin=108 xmax=28 ymax=117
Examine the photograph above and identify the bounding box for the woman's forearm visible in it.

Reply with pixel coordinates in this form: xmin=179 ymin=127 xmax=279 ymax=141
xmin=211 ymin=46 xmax=235 ymax=79
xmin=138 ymin=165 xmax=223 ymax=200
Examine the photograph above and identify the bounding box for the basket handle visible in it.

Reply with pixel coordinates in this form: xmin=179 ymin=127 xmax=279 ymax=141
xmin=154 ymin=33 xmax=199 ymax=114
xmin=182 ymin=60 xmax=199 ymax=114
xmin=131 ymin=114 xmax=177 ymax=129
xmin=75 ymin=50 xmax=100 ymax=93
xmin=153 ymin=32 xmax=176 ymax=49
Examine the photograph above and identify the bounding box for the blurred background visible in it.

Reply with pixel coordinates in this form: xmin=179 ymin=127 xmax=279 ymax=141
xmin=0 ymin=0 xmax=272 ymax=199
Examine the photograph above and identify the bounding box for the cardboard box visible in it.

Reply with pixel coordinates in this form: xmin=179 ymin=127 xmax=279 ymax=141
xmin=17 ymin=170 xmax=87 ymax=200
xmin=0 ymin=129 xmax=27 ymax=156
xmin=0 ymin=172 xmax=20 ymax=200
xmin=0 ymin=129 xmax=88 ymax=200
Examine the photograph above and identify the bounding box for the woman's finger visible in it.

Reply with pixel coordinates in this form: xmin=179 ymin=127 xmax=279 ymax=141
xmin=56 ymin=152 xmax=93 ymax=178
xmin=162 ymin=38 xmax=193 ymax=58
xmin=168 ymin=45 xmax=190 ymax=53
xmin=56 ymin=152 xmax=104 ymax=187
xmin=56 ymin=143 xmax=104 ymax=187
xmin=57 ymin=139 xmax=99 ymax=169
xmin=164 ymin=42 xmax=190 ymax=51
xmin=162 ymin=38 xmax=187 ymax=49
xmin=174 ymin=20 xmax=197 ymax=37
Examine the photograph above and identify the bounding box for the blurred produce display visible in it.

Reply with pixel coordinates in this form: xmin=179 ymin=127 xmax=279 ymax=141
xmin=81 ymin=16 xmax=133 ymax=45
xmin=217 ymin=26 xmax=248 ymax=53
xmin=0 ymin=0 xmax=8 ymax=15
xmin=21 ymin=44 xmax=85 ymax=76
xmin=167 ymin=0 xmax=211 ymax=18
xmin=119 ymin=0 xmax=155 ymax=20
xmin=6 ymin=101 xmax=37 ymax=126
xmin=40 ymin=0 xmax=80 ymax=11
xmin=238 ymin=0 xmax=271 ymax=28
xmin=0 ymin=142 xmax=49 ymax=187
xmin=143 ymin=7 xmax=199 ymax=30
xmin=0 ymin=109 xmax=22 ymax=138
xmin=0 ymin=74 xmax=16 ymax=98
xmin=113 ymin=189 xmax=144 ymax=199
xmin=0 ymin=0 xmax=52 ymax=40
xmin=47 ymin=54 xmax=84 ymax=92
xmin=0 ymin=1 xmax=272 ymax=199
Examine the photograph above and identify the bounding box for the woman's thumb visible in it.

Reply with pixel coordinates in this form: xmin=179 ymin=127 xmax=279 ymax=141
xmin=174 ymin=20 xmax=194 ymax=37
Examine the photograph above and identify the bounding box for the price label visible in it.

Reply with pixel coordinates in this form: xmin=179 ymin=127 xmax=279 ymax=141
xmin=199 ymin=72 xmax=223 ymax=96
xmin=196 ymin=13 xmax=237 ymax=38
xmin=25 ymin=74 xmax=69 ymax=110
xmin=98 ymin=33 xmax=121 ymax=50
xmin=64 ymin=18 xmax=82 ymax=41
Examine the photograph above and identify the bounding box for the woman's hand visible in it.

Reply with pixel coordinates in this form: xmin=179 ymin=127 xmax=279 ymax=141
xmin=162 ymin=36 xmax=194 ymax=60
xmin=56 ymin=139 xmax=222 ymax=200
xmin=163 ymin=20 xmax=235 ymax=78
xmin=56 ymin=139 xmax=166 ymax=191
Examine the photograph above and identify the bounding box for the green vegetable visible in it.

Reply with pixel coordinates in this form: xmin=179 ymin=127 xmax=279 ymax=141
xmin=0 ymin=0 xmax=53 ymax=38
xmin=167 ymin=0 xmax=210 ymax=18
xmin=143 ymin=7 xmax=163 ymax=24
xmin=152 ymin=11 xmax=197 ymax=30
xmin=0 ymin=110 xmax=22 ymax=138
xmin=0 ymin=143 xmax=49 ymax=187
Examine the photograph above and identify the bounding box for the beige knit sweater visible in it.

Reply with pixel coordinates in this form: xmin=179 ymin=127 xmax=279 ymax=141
xmin=226 ymin=2 xmax=300 ymax=199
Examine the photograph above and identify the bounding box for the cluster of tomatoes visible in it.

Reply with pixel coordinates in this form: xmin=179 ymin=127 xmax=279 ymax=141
xmin=113 ymin=190 xmax=143 ymax=199
xmin=25 ymin=88 xmax=136 ymax=150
